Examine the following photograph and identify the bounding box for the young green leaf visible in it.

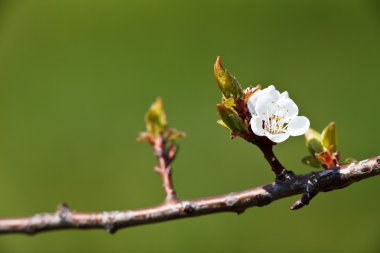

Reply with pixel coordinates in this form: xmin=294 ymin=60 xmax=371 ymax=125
xmin=304 ymin=128 xmax=323 ymax=155
xmin=166 ymin=128 xmax=186 ymax=141
xmin=217 ymin=119 xmax=231 ymax=131
xmin=321 ymin=122 xmax=337 ymax=152
xmin=145 ymin=97 xmax=168 ymax=137
xmin=216 ymin=103 xmax=245 ymax=132
xmin=214 ymin=56 xmax=243 ymax=99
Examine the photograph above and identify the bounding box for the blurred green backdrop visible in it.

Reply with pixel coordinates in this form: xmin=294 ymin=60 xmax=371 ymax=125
xmin=0 ymin=0 xmax=380 ymax=252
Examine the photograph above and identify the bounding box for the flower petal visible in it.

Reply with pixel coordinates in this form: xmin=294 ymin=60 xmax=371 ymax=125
xmin=288 ymin=116 xmax=310 ymax=136
xmin=255 ymin=95 xmax=276 ymax=116
xmin=250 ymin=116 xmax=265 ymax=136
xmin=265 ymin=132 xmax=290 ymax=143
xmin=279 ymin=91 xmax=289 ymax=99
xmin=265 ymin=85 xmax=280 ymax=100
xmin=276 ymin=98 xmax=299 ymax=118
xmin=247 ymin=85 xmax=279 ymax=115
xmin=247 ymin=89 xmax=262 ymax=114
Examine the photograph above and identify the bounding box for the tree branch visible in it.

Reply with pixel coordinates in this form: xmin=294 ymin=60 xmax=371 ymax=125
xmin=0 ymin=156 xmax=378 ymax=235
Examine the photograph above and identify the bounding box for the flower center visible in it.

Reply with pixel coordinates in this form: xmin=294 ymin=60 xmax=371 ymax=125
xmin=261 ymin=102 xmax=290 ymax=134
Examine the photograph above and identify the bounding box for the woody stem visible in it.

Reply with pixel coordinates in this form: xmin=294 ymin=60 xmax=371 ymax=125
xmin=257 ymin=143 xmax=287 ymax=177
xmin=154 ymin=135 xmax=177 ymax=202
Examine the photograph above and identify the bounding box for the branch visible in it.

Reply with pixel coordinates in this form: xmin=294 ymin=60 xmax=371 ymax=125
xmin=0 ymin=156 xmax=378 ymax=235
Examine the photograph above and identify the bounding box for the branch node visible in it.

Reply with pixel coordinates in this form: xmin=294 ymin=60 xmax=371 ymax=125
xmin=106 ymin=225 xmax=118 ymax=234
xmin=225 ymin=193 xmax=239 ymax=207
xmin=56 ymin=203 xmax=71 ymax=220
xmin=291 ymin=173 xmax=320 ymax=210
xmin=275 ymin=170 xmax=296 ymax=186
xmin=182 ymin=201 xmax=195 ymax=214
xmin=164 ymin=193 xmax=178 ymax=203
xmin=102 ymin=211 xmax=120 ymax=234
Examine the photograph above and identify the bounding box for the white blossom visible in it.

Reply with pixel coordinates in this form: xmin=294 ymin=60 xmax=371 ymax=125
xmin=247 ymin=85 xmax=310 ymax=143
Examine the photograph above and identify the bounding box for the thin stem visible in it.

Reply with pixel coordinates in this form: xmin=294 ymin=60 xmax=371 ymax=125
xmin=154 ymin=135 xmax=177 ymax=202
xmin=158 ymin=157 xmax=176 ymax=202
xmin=257 ymin=143 xmax=286 ymax=177
xmin=239 ymin=131 xmax=287 ymax=178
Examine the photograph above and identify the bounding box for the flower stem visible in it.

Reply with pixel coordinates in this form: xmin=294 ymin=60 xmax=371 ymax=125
xmin=257 ymin=143 xmax=286 ymax=177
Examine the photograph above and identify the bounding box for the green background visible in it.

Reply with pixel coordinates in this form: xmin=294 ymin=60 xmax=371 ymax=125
xmin=0 ymin=0 xmax=379 ymax=252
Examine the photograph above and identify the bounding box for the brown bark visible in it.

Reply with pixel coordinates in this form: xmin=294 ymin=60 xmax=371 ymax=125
xmin=0 ymin=156 xmax=378 ymax=235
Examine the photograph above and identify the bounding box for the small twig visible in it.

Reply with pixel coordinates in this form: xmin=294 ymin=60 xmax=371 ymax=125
xmin=0 ymin=156 xmax=378 ymax=235
xmin=153 ymin=135 xmax=178 ymax=202
xmin=290 ymin=172 xmax=319 ymax=210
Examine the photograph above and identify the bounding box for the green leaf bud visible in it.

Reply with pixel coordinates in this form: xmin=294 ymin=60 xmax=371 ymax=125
xmin=214 ymin=56 xmax=243 ymax=99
